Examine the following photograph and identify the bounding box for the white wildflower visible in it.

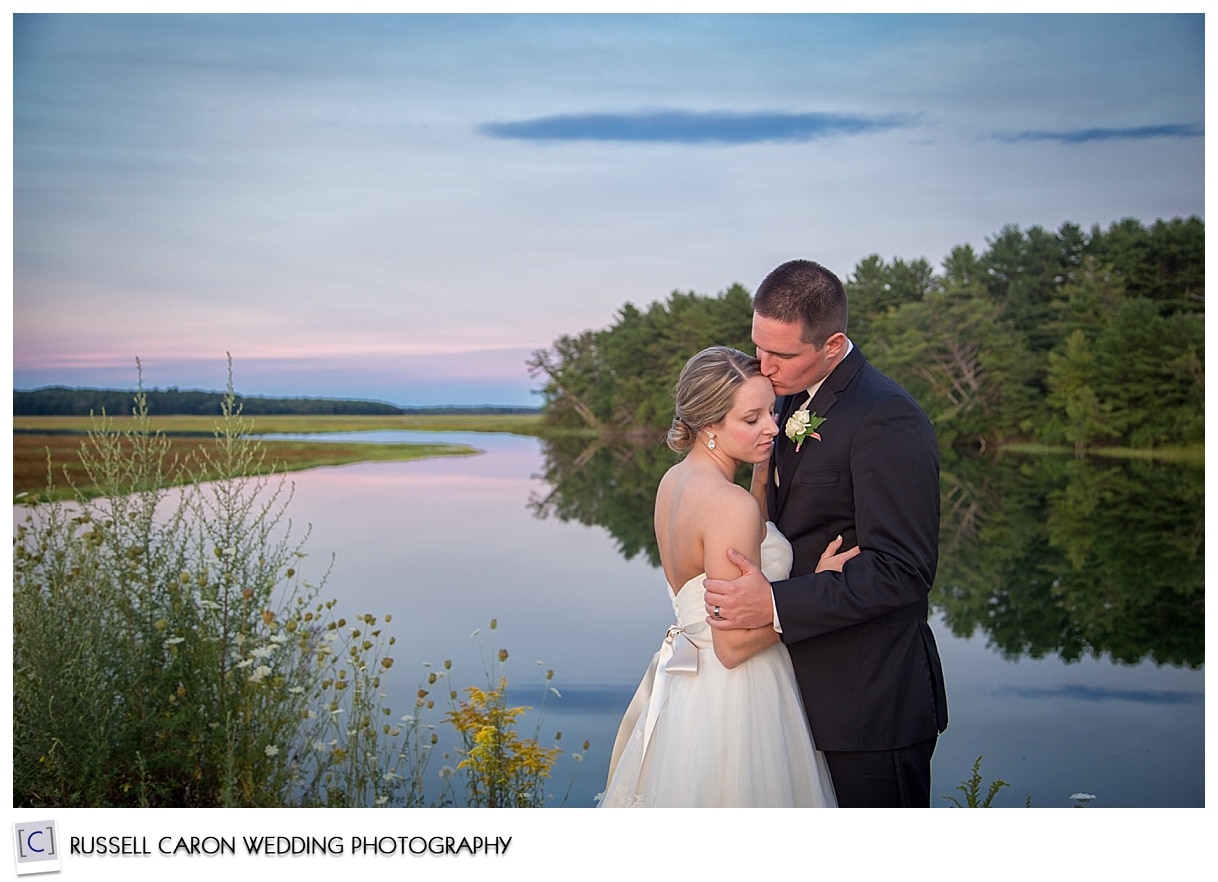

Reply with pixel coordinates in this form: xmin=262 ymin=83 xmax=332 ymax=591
xmin=248 ymin=664 xmax=272 ymax=683
xmin=264 ymin=744 xmax=279 ymax=757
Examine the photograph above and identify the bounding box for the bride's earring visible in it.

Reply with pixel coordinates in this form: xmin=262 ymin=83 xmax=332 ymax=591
xmin=706 ymin=432 xmax=716 ymax=450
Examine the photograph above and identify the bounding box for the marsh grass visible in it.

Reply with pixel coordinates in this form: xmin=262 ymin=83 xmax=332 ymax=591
xmin=13 ymin=412 xmax=546 ymax=434
xmin=13 ymin=425 xmax=479 ymax=503
xmin=998 ymin=441 xmax=1204 ymax=466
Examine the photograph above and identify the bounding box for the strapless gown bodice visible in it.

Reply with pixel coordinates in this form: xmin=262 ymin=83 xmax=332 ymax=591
xmin=598 ymin=522 xmax=835 ymax=808
xmin=661 ymin=521 xmax=794 ymax=660
xmin=671 ymin=519 xmax=793 ymax=618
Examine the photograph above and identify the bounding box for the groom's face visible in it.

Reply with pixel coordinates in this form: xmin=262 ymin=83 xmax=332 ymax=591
xmin=752 ymin=313 xmax=833 ymax=395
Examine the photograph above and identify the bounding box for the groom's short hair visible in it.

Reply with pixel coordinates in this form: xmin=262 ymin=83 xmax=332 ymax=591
xmin=753 ymin=260 xmax=849 ymax=346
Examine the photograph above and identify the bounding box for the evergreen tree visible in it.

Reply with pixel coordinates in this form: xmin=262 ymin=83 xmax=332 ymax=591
xmin=1046 ymin=330 xmax=1111 ymax=453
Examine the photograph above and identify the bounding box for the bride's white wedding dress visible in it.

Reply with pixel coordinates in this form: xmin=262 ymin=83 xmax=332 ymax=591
xmin=598 ymin=522 xmax=837 ymax=807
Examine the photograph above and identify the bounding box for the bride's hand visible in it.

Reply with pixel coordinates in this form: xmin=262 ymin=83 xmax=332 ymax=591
xmin=815 ymin=535 xmax=860 ymax=573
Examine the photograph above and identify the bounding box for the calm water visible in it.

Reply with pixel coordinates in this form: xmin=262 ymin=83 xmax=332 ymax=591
xmin=255 ymin=430 xmax=1204 ymax=808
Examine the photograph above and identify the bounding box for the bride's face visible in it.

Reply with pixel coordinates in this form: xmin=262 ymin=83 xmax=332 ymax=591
xmin=711 ymin=375 xmax=779 ymax=463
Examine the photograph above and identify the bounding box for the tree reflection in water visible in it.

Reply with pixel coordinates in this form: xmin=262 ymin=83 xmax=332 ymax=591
xmin=530 ymin=437 xmax=1203 ymax=669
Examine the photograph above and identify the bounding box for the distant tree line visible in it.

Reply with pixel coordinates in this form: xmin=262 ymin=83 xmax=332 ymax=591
xmin=13 ymin=387 xmax=539 ymax=418
xmin=529 ymin=216 xmax=1203 ymax=450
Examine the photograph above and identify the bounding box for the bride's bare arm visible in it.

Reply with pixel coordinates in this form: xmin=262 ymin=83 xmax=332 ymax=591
xmin=703 ymin=488 xmax=780 ymax=669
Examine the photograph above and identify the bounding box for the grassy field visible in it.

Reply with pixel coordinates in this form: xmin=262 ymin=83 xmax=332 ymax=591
xmin=13 ymin=413 xmax=546 ymax=503
xmin=999 ymin=441 xmax=1205 ymax=466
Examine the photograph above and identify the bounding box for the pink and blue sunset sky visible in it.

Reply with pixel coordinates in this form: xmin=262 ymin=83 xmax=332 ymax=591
xmin=10 ymin=11 xmax=1206 ymax=407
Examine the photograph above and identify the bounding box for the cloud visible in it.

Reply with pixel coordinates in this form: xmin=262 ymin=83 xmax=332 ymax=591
xmin=479 ymin=109 xmax=914 ymax=145
xmin=994 ymin=123 xmax=1203 ymax=144
xmin=994 ymin=683 xmax=1202 ymax=706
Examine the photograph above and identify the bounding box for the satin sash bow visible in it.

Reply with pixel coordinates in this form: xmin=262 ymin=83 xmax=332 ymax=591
xmin=640 ymin=624 xmax=700 ymax=758
xmin=663 ymin=625 xmax=699 ymax=674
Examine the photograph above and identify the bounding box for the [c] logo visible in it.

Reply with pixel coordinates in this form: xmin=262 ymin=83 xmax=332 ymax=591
xmin=12 ymin=820 xmax=61 ymax=876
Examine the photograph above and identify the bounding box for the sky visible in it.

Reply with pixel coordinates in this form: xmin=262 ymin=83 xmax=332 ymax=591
xmin=9 ymin=12 xmax=1207 ymax=407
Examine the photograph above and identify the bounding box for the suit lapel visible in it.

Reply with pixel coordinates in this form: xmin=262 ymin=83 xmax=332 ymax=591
xmin=772 ymin=346 xmax=865 ymax=519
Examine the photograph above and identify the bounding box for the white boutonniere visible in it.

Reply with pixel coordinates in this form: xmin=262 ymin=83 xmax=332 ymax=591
xmin=785 ymin=409 xmax=826 ymax=453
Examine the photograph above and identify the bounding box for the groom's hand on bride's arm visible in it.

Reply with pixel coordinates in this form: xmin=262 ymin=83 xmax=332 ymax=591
xmin=704 ymin=548 xmax=775 ymax=631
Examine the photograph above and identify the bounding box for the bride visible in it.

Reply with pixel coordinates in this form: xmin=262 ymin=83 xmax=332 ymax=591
xmin=598 ymin=346 xmax=854 ymax=808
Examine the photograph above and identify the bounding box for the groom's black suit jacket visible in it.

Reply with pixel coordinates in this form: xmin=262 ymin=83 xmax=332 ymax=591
xmin=767 ymin=345 xmax=948 ymax=753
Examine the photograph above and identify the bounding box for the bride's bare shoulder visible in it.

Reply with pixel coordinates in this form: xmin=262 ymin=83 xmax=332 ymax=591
xmin=661 ymin=463 xmax=751 ymax=511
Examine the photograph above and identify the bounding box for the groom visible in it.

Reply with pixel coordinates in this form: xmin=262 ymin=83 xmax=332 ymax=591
xmin=704 ymin=259 xmax=948 ymax=807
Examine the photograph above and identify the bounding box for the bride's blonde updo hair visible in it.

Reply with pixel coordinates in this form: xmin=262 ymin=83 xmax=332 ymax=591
xmin=666 ymin=346 xmax=763 ymax=453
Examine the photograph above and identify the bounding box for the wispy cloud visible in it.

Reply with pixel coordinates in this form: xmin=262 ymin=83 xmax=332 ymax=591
xmin=994 ymin=123 xmax=1203 ymax=144
xmin=479 ymin=109 xmax=913 ymax=144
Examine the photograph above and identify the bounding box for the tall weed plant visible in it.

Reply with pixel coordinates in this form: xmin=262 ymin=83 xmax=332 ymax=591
xmin=440 ymin=621 xmax=584 ymax=808
xmin=13 ymin=360 xmax=575 ymax=808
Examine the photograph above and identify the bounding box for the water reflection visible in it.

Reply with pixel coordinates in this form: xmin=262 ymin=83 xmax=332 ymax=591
xmin=534 ymin=436 xmax=1205 ymax=668
xmin=937 ymin=452 xmax=1204 ymax=667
